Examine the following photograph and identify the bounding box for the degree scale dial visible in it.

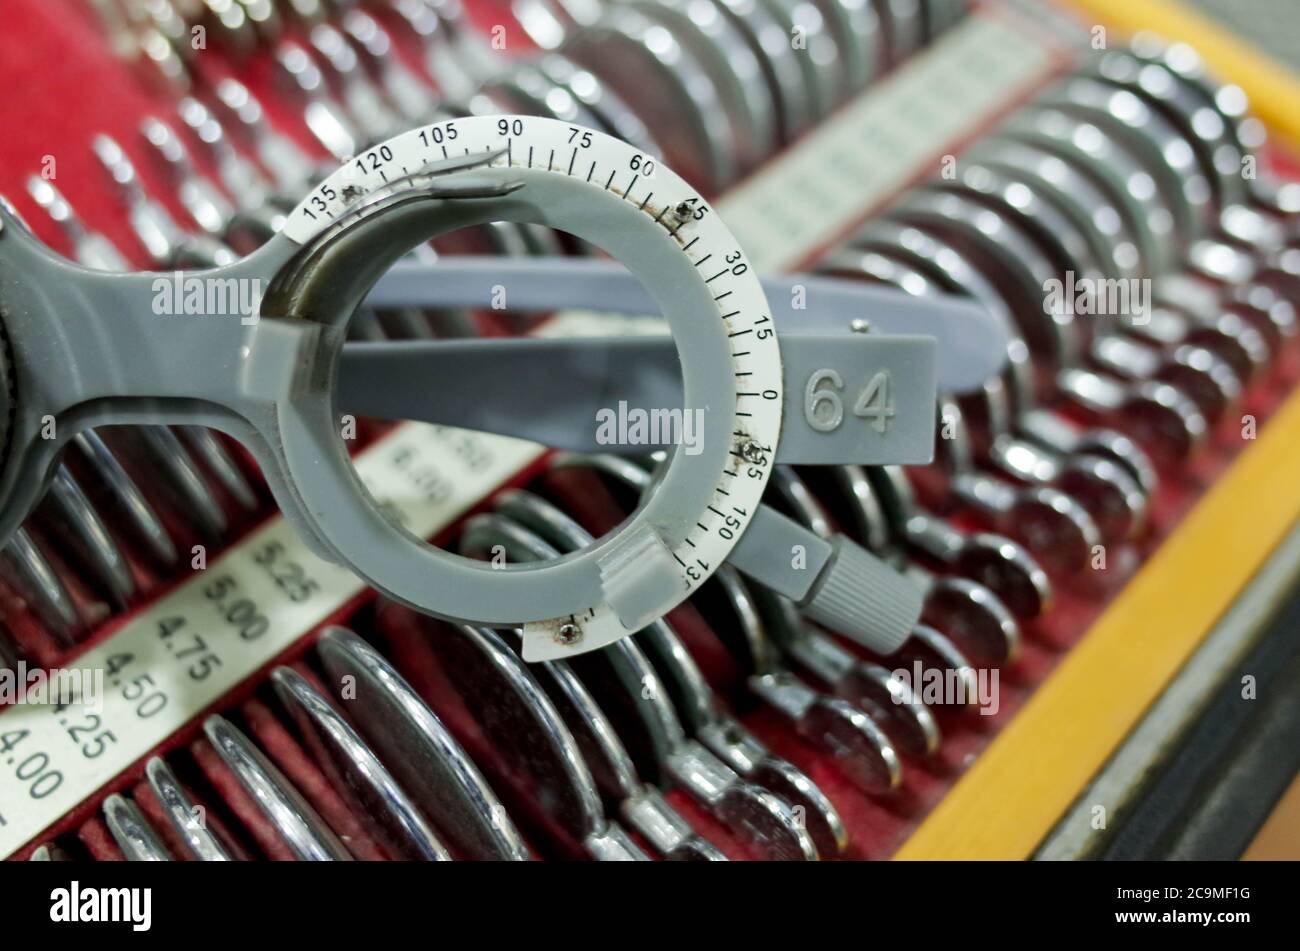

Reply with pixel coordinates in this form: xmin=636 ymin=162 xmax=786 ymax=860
xmin=283 ymin=115 xmax=784 ymax=660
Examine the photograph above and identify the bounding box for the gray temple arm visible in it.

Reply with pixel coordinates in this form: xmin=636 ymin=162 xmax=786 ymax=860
xmin=362 ymin=257 xmax=1007 ymax=390
xmin=338 ymin=331 xmax=936 ymax=465
xmin=336 ymin=257 xmax=1017 ymax=463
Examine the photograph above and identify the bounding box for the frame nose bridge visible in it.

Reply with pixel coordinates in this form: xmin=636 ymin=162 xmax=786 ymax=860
xmin=30 ymin=270 xmax=250 ymax=410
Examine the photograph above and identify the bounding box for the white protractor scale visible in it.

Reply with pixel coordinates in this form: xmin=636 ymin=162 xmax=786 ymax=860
xmin=279 ymin=115 xmax=926 ymax=661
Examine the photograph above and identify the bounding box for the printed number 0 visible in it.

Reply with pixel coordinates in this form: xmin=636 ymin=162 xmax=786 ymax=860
xmin=803 ymin=370 xmax=894 ymax=434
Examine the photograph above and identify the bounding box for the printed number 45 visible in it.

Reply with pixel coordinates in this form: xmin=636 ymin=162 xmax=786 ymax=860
xmin=804 ymin=369 xmax=895 ymax=434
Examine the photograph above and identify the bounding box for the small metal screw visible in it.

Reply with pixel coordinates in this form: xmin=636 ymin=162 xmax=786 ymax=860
xmin=739 ymin=439 xmax=766 ymax=465
xmin=674 ymin=201 xmax=693 ymax=219
xmin=341 ymin=184 xmax=363 ymax=202
xmin=556 ymin=622 xmax=581 ymax=646
xmin=850 ymin=318 xmax=872 ymax=334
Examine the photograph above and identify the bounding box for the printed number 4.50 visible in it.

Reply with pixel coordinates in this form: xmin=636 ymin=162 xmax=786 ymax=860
xmin=804 ymin=369 xmax=895 ymax=434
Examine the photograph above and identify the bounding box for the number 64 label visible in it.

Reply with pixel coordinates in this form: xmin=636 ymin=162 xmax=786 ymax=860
xmin=805 ymin=369 xmax=896 ymax=434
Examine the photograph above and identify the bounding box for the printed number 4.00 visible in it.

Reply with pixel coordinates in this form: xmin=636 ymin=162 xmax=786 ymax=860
xmin=804 ymin=369 xmax=895 ymax=434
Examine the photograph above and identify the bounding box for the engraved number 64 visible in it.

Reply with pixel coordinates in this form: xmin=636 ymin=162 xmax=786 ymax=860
xmin=804 ymin=369 xmax=895 ymax=435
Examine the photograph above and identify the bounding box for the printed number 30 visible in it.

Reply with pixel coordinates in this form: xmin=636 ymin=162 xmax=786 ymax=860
xmin=804 ymin=369 xmax=895 ymax=434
